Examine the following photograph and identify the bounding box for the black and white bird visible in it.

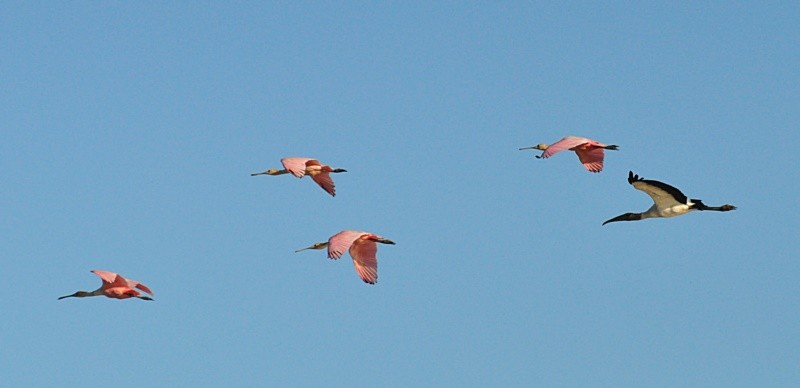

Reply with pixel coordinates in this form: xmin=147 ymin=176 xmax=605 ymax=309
xmin=603 ymin=171 xmax=736 ymax=225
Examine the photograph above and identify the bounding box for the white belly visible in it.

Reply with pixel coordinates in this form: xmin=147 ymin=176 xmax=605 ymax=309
xmin=658 ymin=204 xmax=692 ymax=218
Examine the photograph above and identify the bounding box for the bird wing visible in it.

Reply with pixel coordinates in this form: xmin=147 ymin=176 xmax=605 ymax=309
xmin=310 ymin=171 xmax=336 ymax=196
xmin=349 ymin=237 xmax=378 ymax=284
xmin=127 ymin=280 xmax=154 ymax=296
xmin=629 ymin=172 xmax=688 ymax=208
xmin=280 ymin=157 xmax=313 ymax=178
xmin=541 ymin=136 xmax=590 ymax=158
xmin=575 ymin=147 xmax=605 ymax=172
xmin=91 ymin=270 xmax=123 ymax=286
xmin=327 ymin=230 xmax=366 ymax=260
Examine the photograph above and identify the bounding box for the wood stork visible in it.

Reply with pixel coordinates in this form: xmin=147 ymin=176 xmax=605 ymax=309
xmin=519 ymin=136 xmax=619 ymax=172
xmin=603 ymin=171 xmax=736 ymax=225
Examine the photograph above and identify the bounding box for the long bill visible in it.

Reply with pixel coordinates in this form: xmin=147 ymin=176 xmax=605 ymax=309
xmin=57 ymin=290 xmax=95 ymax=300
xmin=602 ymin=212 xmax=642 ymax=225
xmin=295 ymin=242 xmax=329 ymax=253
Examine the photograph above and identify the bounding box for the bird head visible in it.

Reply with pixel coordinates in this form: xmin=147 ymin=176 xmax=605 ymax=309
xmin=519 ymin=144 xmax=549 ymax=159
xmin=518 ymin=144 xmax=549 ymax=151
xmin=295 ymin=242 xmax=330 ymax=253
xmin=57 ymin=291 xmax=92 ymax=300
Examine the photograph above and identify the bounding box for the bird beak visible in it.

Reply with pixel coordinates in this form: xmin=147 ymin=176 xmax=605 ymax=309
xmin=378 ymin=238 xmax=396 ymax=245
xmin=295 ymin=242 xmax=329 ymax=252
xmin=518 ymin=146 xmax=535 ymax=150
xmin=139 ymin=296 xmax=154 ymax=301
xmin=57 ymin=293 xmax=77 ymax=300
xmin=602 ymin=214 xmax=631 ymax=225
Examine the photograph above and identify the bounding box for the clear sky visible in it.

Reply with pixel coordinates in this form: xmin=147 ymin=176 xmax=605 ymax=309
xmin=1 ymin=2 xmax=798 ymax=386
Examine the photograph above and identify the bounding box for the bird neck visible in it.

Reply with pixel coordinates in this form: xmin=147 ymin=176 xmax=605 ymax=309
xmin=90 ymin=287 xmax=106 ymax=297
xmin=642 ymin=205 xmax=660 ymax=220
xmin=61 ymin=289 xmax=103 ymax=299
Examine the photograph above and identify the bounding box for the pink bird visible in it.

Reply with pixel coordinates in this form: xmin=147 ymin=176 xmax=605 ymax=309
xmin=58 ymin=270 xmax=154 ymax=301
xmin=520 ymin=136 xmax=619 ymax=172
xmin=295 ymin=230 xmax=396 ymax=284
xmin=251 ymin=157 xmax=347 ymax=196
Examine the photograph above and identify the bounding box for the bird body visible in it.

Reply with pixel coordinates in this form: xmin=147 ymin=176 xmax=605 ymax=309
xmin=603 ymin=171 xmax=737 ymax=225
xmin=295 ymin=230 xmax=395 ymax=284
xmin=59 ymin=270 xmax=153 ymax=301
xmin=520 ymin=136 xmax=618 ymax=172
xmin=251 ymin=157 xmax=346 ymax=196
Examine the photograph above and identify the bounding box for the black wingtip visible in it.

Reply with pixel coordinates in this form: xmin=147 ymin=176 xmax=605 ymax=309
xmin=627 ymin=171 xmax=640 ymax=184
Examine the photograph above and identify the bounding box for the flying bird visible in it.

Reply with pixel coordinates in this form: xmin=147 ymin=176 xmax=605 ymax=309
xmin=251 ymin=157 xmax=347 ymax=196
xmin=520 ymin=136 xmax=619 ymax=172
xmin=295 ymin=230 xmax=395 ymax=284
xmin=603 ymin=171 xmax=737 ymax=225
xmin=58 ymin=270 xmax=154 ymax=301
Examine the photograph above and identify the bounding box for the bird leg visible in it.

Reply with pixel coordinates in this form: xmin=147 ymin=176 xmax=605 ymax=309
xmin=699 ymin=204 xmax=737 ymax=212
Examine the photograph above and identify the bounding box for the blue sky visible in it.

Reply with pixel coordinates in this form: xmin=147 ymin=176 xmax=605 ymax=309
xmin=1 ymin=2 xmax=798 ymax=386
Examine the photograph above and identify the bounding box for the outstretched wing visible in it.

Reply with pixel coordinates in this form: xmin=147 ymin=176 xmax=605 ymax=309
xmin=127 ymin=280 xmax=154 ymax=296
xmin=540 ymin=136 xmax=590 ymax=159
xmin=349 ymin=237 xmax=378 ymax=284
xmin=575 ymin=147 xmax=605 ymax=172
xmin=628 ymin=171 xmax=688 ymax=208
xmin=281 ymin=157 xmax=313 ymax=178
xmin=327 ymin=230 xmax=366 ymax=260
xmin=310 ymin=172 xmax=336 ymax=196
xmin=91 ymin=270 xmax=125 ymax=287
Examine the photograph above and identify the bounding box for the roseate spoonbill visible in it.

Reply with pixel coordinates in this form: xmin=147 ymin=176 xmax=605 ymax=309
xmin=295 ymin=230 xmax=395 ymax=284
xmin=58 ymin=270 xmax=154 ymax=301
xmin=519 ymin=136 xmax=619 ymax=172
xmin=603 ymin=171 xmax=737 ymax=225
xmin=251 ymin=157 xmax=347 ymax=196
